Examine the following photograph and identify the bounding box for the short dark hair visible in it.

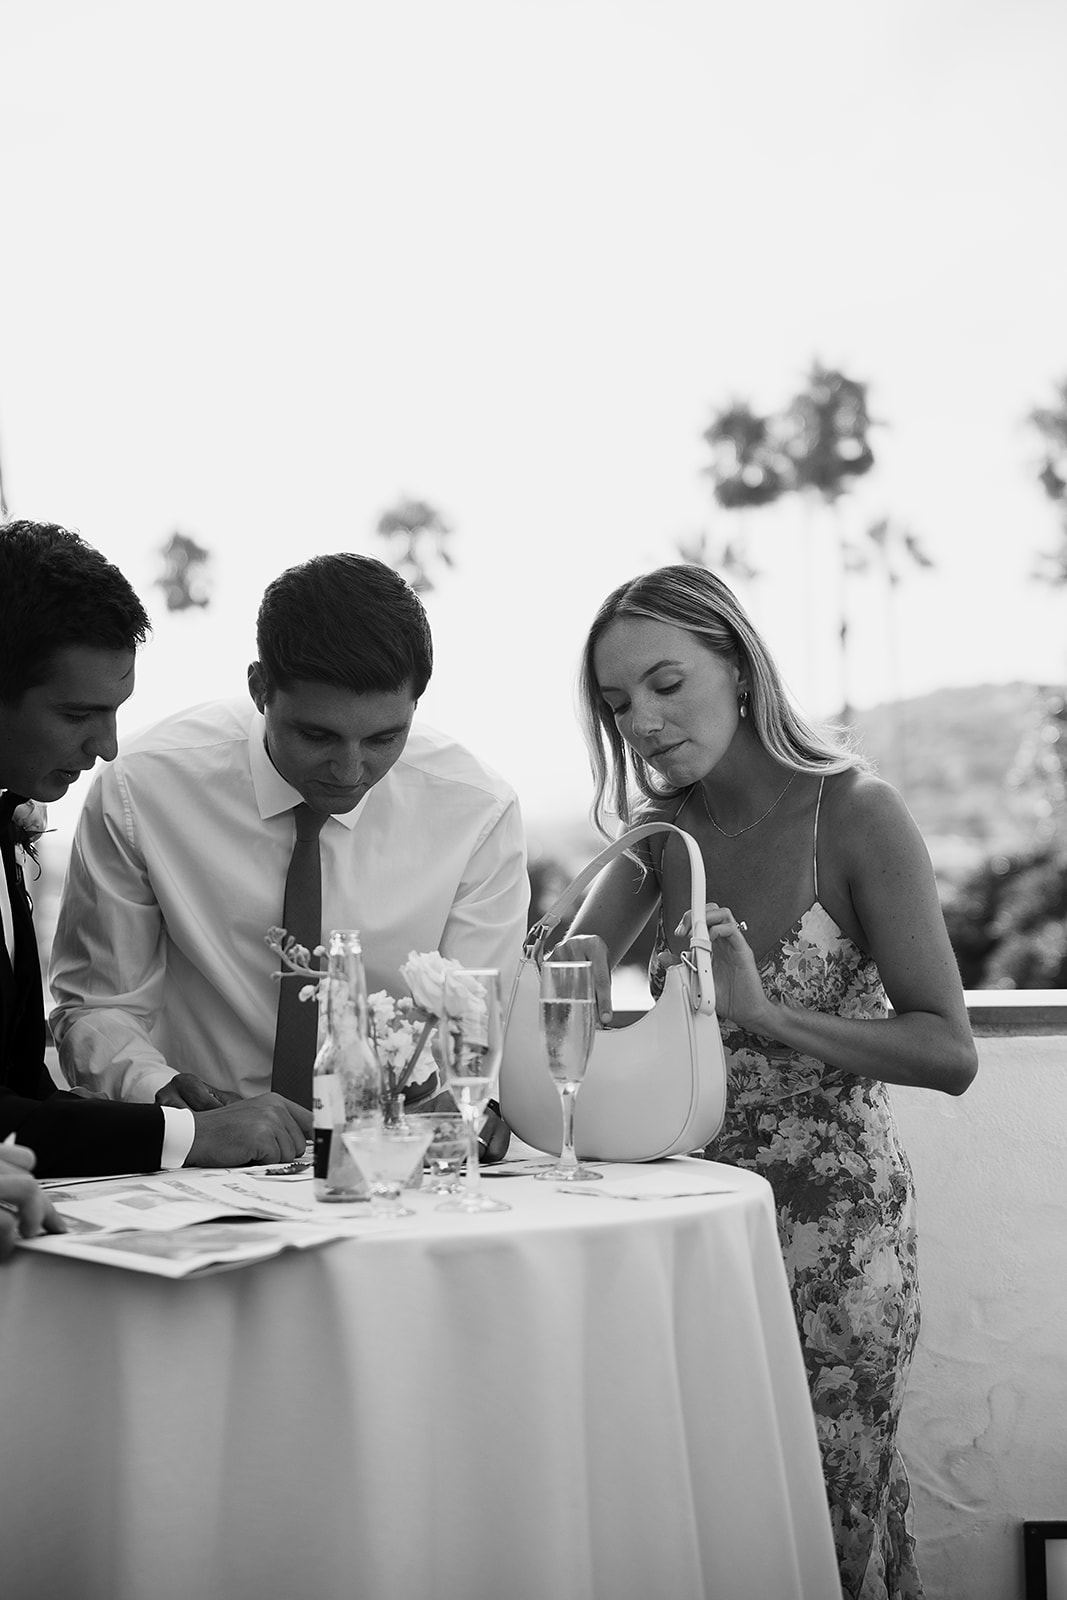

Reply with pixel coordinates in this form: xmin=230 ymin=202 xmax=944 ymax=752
xmin=255 ymin=552 xmax=434 ymax=700
xmin=0 ymin=520 xmax=151 ymax=704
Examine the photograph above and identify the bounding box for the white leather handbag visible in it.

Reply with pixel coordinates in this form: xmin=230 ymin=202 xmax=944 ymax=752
xmin=499 ymin=822 xmax=727 ymax=1161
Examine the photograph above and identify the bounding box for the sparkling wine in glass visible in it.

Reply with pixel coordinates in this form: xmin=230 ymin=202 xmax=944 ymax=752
xmin=342 ymin=1114 xmax=434 ymax=1219
xmin=436 ymin=968 xmax=509 ymax=1215
xmin=535 ymin=960 xmax=601 ymax=1182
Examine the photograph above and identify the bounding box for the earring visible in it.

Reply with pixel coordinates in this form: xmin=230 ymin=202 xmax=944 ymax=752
xmin=738 ymin=691 xmax=749 ymax=720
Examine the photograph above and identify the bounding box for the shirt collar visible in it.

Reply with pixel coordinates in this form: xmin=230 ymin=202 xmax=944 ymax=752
xmin=246 ymin=709 xmax=368 ymax=831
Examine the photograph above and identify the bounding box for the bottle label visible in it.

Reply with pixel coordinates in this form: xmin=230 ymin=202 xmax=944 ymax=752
xmin=313 ymin=1072 xmax=345 ymax=1129
xmin=313 ymin=1127 xmax=332 ymax=1182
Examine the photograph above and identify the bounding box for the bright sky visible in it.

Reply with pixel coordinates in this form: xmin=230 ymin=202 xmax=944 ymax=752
xmin=3 ymin=0 xmax=1065 ymax=838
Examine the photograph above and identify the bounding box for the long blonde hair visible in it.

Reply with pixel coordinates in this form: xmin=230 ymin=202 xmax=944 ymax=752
xmin=579 ymin=564 xmax=868 ymax=834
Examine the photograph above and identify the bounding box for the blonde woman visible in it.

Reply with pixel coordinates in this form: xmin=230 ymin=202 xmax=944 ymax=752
xmin=554 ymin=564 xmax=977 ymax=1600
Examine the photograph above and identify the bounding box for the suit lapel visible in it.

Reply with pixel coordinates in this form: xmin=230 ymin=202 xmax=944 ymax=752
xmin=0 ymin=792 xmax=49 ymax=1095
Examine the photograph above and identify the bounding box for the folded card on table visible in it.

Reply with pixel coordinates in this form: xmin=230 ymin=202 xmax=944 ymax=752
xmin=559 ymin=1161 xmax=739 ymax=1201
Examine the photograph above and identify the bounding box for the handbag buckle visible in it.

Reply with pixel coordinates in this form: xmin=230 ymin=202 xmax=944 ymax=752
xmin=680 ymin=944 xmax=717 ymax=1016
xmin=522 ymin=915 xmax=559 ymax=958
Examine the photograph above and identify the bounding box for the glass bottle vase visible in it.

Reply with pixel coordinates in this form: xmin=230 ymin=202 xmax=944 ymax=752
xmin=312 ymin=928 xmax=382 ymax=1202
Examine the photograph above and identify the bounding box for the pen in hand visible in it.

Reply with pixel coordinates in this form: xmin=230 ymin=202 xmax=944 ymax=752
xmin=1 ymin=1131 xmax=39 ymax=1176
xmin=0 ymin=1134 xmax=29 ymax=1218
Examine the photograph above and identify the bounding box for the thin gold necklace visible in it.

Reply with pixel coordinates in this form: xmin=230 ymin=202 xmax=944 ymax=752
xmin=698 ymin=770 xmax=797 ymax=839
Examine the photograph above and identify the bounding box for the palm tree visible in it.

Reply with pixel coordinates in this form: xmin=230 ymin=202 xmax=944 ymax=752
xmin=1028 ymin=379 xmax=1067 ymax=585
xmin=863 ymin=518 xmax=935 ymax=786
xmin=944 ymin=685 xmax=1067 ymax=987
xmin=155 ymin=531 xmax=211 ymax=611
xmin=691 ymin=401 xmax=790 ymax=583
xmin=375 ymin=497 xmax=455 ymax=594
xmin=675 ymin=527 xmax=758 ymax=584
xmin=782 ymin=364 xmax=877 ymax=720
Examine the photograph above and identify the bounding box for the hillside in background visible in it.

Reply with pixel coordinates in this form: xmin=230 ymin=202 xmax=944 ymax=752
xmin=528 ymin=681 xmax=1061 ymax=896
xmin=524 ymin=681 xmax=1066 ymax=997
xmin=846 ymin=681 xmax=1058 ymax=883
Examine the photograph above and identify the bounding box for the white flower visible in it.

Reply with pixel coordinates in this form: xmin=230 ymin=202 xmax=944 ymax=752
xmin=400 ymin=950 xmax=462 ymax=1016
xmin=400 ymin=950 xmax=487 ymax=1026
xmin=12 ymin=799 xmax=48 ymax=837
xmin=366 ymin=989 xmax=436 ymax=1089
xmin=11 ymin=799 xmax=51 ymax=864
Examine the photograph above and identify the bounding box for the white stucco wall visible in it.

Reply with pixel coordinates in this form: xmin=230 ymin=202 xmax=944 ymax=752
xmin=892 ymin=1036 xmax=1067 ymax=1600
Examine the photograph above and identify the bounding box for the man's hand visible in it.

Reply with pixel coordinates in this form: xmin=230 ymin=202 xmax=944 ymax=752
xmin=0 ymin=1141 xmax=66 ymax=1260
xmin=156 ymin=1072 xmax=243 ymax=1111
xmin=185 ymin=1094 xmax=313 ymax=1168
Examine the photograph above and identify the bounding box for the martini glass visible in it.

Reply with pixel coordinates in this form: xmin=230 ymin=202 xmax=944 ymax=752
xmin=342 ymin=1115 xmax=433 ymax=1219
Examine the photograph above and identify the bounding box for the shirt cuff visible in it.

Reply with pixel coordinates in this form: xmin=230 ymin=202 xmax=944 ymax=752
xmin=159 ymin=1107 xmax=196 ymax=1169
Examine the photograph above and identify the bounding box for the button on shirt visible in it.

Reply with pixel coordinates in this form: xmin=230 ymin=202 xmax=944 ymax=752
xmin=49 ymin=698 xmax=530 ymax=1103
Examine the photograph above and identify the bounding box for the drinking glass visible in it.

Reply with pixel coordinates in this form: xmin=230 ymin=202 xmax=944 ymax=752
xmin=435 ymin=969 xmax=509 ymax=1214
xmin=534 ymin=960 xmax=601 ymax=1182
xmin=342 ymin=1114 xmax=434 ymax=1219
xmin=405 ymin=1111 xmax=468 ymax=1194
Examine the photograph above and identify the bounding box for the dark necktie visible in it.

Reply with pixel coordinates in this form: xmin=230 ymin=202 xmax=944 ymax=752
xmin=271 ymin=803 xmax=327 ymax=1107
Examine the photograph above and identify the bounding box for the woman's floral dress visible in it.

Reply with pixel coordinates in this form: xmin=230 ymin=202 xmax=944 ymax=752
xmin=650 ymin=838 xmax=924 ymax=1599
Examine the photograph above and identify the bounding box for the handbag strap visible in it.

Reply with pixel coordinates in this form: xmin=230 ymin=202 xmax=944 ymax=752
xmin=524 ymin=822 xmax=717 ymax=1017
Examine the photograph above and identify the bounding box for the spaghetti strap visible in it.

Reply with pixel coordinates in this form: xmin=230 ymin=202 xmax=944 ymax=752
xmin=813 ymin=776 xmax=825 ymax=902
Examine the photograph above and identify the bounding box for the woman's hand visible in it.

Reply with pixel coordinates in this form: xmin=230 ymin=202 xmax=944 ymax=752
xmin=545 ymin=934 xmax=614 ymax=1026
xmin=675 ymin=904 xmax=770 ymax=1032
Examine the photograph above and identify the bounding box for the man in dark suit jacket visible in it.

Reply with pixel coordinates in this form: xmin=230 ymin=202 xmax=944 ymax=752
xmin=1 ymin=788 xmax=183 ymax=1175
xmin=0 ymin=520 xmax=312 ymax=1190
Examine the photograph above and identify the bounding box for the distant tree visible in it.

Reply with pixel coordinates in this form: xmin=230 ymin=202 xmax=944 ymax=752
xmin=704 ymin=402 xmax=791 ymax=513
xmin=943 ymin=847 xmax=1067 ymax=989
xmin=943 ymin=686 xmax=1067 ymax=988
xmin=781 ymin=364 xmax=877 ymax=719
xmin=375 ymin=497 xmax=454 ymax=594
xmin=1009 ymin=686 xmax=1067 ymax=839
xmin=155 ymin=531 xmax=211 ymax=611
xmin=1028 ymin=377 xmax=1067 ymax=584
xmin=675 ymin=526 xmax=758 ymax=584
xmin=684 ymin=400 xmax=791 ymax=583
xmin=860 ymin=518 xmax=935 ymax=785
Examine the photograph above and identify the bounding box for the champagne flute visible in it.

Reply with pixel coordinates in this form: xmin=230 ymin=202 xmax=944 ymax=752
xmin=535 ymin=960 xmax=601 ymax=1182
xmin=435 ymin=968 xmax=510 ymax=1215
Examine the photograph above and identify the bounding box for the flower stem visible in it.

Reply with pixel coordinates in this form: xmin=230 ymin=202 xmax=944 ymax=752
xmin=393 ymin=1016 xmax=436 ymax=1093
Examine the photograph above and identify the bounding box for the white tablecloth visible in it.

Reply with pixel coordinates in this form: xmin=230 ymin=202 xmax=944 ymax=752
xmin=1 ymin=1159 xmax=838 ymax=1600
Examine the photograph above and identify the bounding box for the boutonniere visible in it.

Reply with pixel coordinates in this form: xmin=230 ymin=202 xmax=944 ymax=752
xmin=11 ymin=800 xmax=52 ymax=874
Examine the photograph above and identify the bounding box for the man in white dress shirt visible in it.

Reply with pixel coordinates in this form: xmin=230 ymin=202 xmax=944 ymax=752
xmin=50 ymin=553 xmax=529 ymax=1144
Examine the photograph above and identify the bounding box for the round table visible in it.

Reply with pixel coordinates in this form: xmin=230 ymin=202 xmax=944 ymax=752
xmin=2 ymin=1159 xmax=838 ymax=1600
